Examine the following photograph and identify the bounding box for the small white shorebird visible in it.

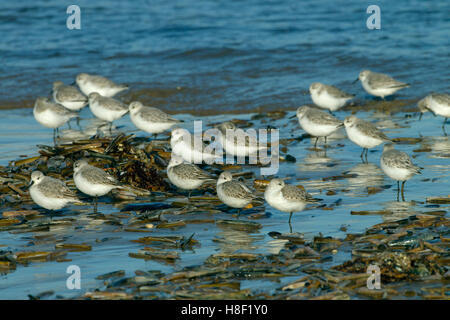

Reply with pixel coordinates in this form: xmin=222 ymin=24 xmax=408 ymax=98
xmin=292 ymin=105 xmax=343 ymax=148
xmin=309 ymin=82 xmax=354 ymax=112
xmin=73 ymin=159 xmax=123 ymax=212
xmin=29 ymin=171 xmax=82 ymax=211
xmin=167 ymin=155 xmax=215 ymax=197
xmin=355 ymin=70 xmax=409 ymax=99
xmin=216 ymin=171 xmax=260 ymax=215
xmin=171 ymin=128 xmax=222 ymax=164
xmin=380 ymin=143 xmax=422 ymax=201
xmin=264 ymin=178 xmax=319 ymax=232
xmin=76 ymin=73 xmax=129 ymax=97
xmin=129 ymin=101 xmax=182 ymax=138
xmin=52 ymin=81 xmax=88 ymax=111
xmin=88 ymin=92 xmax=129 ymax=132
xmin=344 ymin=115 xmax=391 ymax=162
xmin=33 ymin=97 xmax=78 ymax=143
xmin=418 ymin=93 xmax=450 ymax=134
xmin=214 ymin=121 xmax=267 ymax=157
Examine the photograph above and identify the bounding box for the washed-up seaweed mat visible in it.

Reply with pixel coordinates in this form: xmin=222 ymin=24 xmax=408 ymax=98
xmin=77 ymin=213 xmax=449 ymax=300
xmin=0 ymin=133 xmax=170 ymax=204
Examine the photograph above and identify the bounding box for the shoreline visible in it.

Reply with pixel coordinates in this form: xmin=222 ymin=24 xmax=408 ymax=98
xmin=0 ymin=96 xmax=420 ymax=116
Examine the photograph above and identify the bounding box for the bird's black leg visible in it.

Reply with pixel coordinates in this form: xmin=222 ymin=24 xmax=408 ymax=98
xmin=443 ymin=117 xmax=448 ymax=136
xmin=396 ymin=181 xmax=400 ymax=202
xmin=360 ymin=148 xmax=366 ymax=162
xmin=401 ymin=181 xmax=406 ymax=201
xmin=288 ymin=212 xmax=293 ymax=233
xmin=314 ymin=137 xmax=319 ymax=148
xmin=93 ymin=196 xmax=98 ymax=213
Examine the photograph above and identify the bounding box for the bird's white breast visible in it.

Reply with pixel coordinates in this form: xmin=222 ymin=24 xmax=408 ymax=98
xmin=30 ymin=186 xmax=70 ymax=210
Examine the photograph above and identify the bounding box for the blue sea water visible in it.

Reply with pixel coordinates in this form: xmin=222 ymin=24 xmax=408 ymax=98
xmin=0 ymin=0 xmax=448 ymax=112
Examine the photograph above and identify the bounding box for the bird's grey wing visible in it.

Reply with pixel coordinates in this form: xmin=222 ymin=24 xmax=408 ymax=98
xmin=140 ymin=107 xmax=180 ymax=123
xmin=100 ymin=97 xmax=128 ymax=111
xmin=189 ymin=165 xmax=215 ymax=180
xmin=357 ymin=121 xmax=390 ymax=141
xmin=384 ymin=151 xmax=421 ymax=173
xmin=432 ymin=93 xmax=450 ymax=106
xmin=324 ymin=85 xmax=354 ymax=99
xmin=369 ymin=72 xmax=408 ymax=89
xmin=52 ymin=103 xmax=78 ymax=117
xmin=57 ymin=86 xmax=87 ymax=102
xmin=281 ymin=185 xmax=307 ymax=202
xmin=90 ymin=75 xmax=116 ymax=87
xmin=309 ymin=109 xmax=343 ymax=126
xmin=223 ymin=181 xmax=256 ymax=200
xmin=84 ymin=166 xmax=121 ymax=186
xmin=39 ymin=177 xmax=79 ymax=200
xmin=91 ymin=75 xmax=128 ymax=90
xmin=173 ymin=164 xmax=214 ymax=180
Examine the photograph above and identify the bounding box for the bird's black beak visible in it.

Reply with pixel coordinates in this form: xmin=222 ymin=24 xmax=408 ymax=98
xmin=27 ymin=180 xmax=34 ymax=189
xmin=352 ymin=78 xmax=359 ymax=84
xmin=71 ymin=81 xmax=76 ymax=86
xmin=289 ymin=114 xmax=296 ymax=119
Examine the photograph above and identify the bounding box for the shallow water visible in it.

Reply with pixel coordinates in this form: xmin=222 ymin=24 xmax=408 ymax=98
xmin=0 ymin=0 xmax=449 ymax=299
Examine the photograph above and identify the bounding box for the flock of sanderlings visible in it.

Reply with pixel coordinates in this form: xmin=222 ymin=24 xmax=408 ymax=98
xmin=28 ymin=70 xmax=449 ymax=230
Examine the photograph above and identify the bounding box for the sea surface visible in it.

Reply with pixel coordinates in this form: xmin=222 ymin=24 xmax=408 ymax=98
xmin=0 ymin=0 xmax=449 ymax=113
xmin=0 ymin=0 xmax=448 ymax=299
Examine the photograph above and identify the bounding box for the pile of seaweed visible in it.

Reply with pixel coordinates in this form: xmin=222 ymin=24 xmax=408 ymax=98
xmin=0 ymin=133 xmax=171 ymax=208
xmin=77 ymin=212 xmax=449 ymax=300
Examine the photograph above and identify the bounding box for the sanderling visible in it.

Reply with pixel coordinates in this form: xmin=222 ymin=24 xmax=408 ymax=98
xmin=380 ymin=143 xmax=422 ymax=200
xmin=418 ymin=93 xmax=450 ymax=133
xmin=216 ymin=171 xmax=259 ymax=214
xmin=292 ymin=105 xmax=343 ymax=148
xmin=73 ymin=159 xmax=123 ymax=212
xmin=76 ymin=73 xmax=129 ymax=97
xmin=167 ymin=155 xmax=215 ymax=197
xmin=29 ymin=171 xmax=82 ymax=211
xmin=88 ymin=92 xmax=128 ymax=131
xmin=33 ymin=97 xmax=78 ymax=142
xmin=355 ymin=70 xmax=409 ymax=99
xmin=214 ymin=121 xmax=267 ymax=157
xmin=309 ymin=82 xmax=354 ymax=112
xmin=264 ymin=178 xmax=319 ymax=231
xmin=129 ymin=101 xmax=182 ymax=137
xmin=52 ymin=81 xmax=88 ymax=112
xmin=171 ymin=128 xmax=222 ymax=164
xmin=344 ymin=115 xmax=391 ymax=162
